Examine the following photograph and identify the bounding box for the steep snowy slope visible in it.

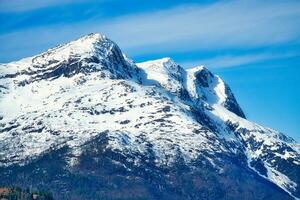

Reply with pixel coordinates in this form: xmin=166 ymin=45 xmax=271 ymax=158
xmin=0 ymin=33 xmax=299 ymax=200
xmin=137 ymin=57 xmax=188 ymax=97
xmin=137 ymin=59 xmax=245 ymax=118
xmin=0 ymin=34 xmax=228 ymax=168
xmin=138 ymin=58 xmax=300 ymax=198
xmin=186 ymin=66 xmax=245 ymax=118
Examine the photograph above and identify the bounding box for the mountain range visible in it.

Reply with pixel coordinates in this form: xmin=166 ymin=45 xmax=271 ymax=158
xmin=0 ymin=33 xmax=299 ymax=200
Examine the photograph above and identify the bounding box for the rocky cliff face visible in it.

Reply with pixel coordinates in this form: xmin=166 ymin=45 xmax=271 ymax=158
xmin=0 ymin=33 xmax=299 ymax=200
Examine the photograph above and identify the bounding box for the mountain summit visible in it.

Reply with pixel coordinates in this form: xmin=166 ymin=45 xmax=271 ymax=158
xmin=0 ymin=33 xmax=299 ymax=200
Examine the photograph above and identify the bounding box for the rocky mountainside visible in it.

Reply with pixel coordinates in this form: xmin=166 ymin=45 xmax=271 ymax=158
xmin=0 ymin=33 xmax=299 ymax=200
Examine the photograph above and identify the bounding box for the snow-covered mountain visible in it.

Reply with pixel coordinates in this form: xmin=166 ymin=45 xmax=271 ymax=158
xmin=0 ymin=33 xmax=299 ymax=200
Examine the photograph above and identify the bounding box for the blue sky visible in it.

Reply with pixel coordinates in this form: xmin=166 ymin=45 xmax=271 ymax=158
xmin=0 ymin=0 xmax=300 ymax=141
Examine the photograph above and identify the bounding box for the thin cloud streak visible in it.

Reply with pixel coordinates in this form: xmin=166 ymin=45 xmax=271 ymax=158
xmin=106 ymin=1 xmax=300 ymax=50
xmin=0 ymin=0 xmax=300 ymax=62
xmin=180 ymin=51 xmax=300 ymax=69
xmin=0 ymin=0 xmax=88 ymax=12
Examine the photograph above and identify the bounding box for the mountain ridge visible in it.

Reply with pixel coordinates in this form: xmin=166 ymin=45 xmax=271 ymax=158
xmin=0 ymin=33 xmax=299 ymax=200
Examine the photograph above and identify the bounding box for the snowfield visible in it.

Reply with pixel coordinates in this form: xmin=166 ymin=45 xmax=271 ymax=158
xmin=0 ymin=33 xmax=299 ymax=199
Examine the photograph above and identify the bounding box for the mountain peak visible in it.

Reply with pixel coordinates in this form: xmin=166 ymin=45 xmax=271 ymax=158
xmin=70 ymin=32 xmax=108 ymax=44
xmin=33 ymin=33 xmax=111 ymax=63
xmin=156 ymin=57 xmax=175 ymax=64
xmin=138 ymin=57 xmax=177 ymax=69
xmin=187 ymin=65 xmax=214 ymax=79
xmin=67 ymin=32 xmax=109 ymax=50
xmin=188 ymin=65 xmax=206 ymax=73
xmin=81 ymin=32 xmax=107 ymax=41
xmin=2 ymin=33 xmax=137 ymax=87
xmin=1 ymin=34 xmax=299 ymax=199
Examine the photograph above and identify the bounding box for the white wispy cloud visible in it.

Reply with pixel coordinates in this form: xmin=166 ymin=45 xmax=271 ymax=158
xmin=0 ymin=0 xmax=300 ymax=63
xmin=180 ymin=51 xmax=300 ymax=68
xmin=105 ymin=0 xmax=300 ymax=51
xmin=0 ymin=0 xmax=94 ymax=12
